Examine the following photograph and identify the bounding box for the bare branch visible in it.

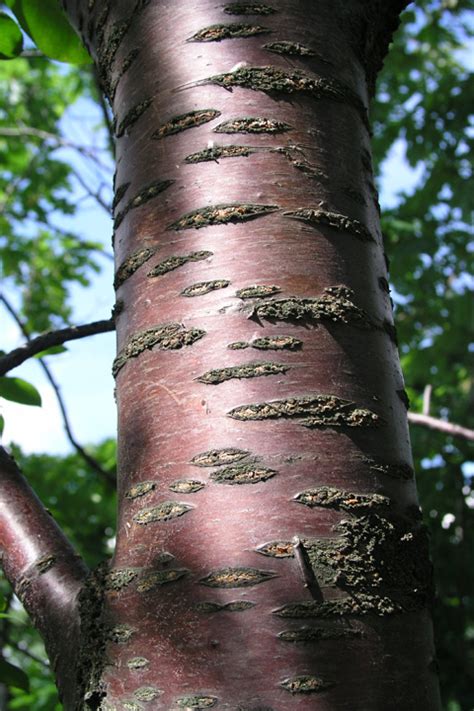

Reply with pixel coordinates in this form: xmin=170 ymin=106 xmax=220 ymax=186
xmin=0 ymin=317 xmax=115 ymax=376
xmin=0 ymin=126 xmax=110 ymax=169
xmin=71 ymin=166 xmax=112 ymax=215
xmin=7 ymin=641 xmax=50 ymax=670
xmin=0 ymin=446 xmax=87 ymax=703
xmin=0 ymin=296 xmax=116 ymax=488
xmin=422 ymin=385 xmax=432 ymax=416
xmin=408 ymin=412 xmax=474 ymax=442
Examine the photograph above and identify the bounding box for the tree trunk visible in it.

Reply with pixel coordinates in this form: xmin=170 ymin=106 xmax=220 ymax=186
xmin=3 ymin=1 xmax=442 ymax=708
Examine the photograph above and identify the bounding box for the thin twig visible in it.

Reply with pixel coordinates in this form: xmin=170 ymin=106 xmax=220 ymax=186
xmin=70 ymin=167 xmax=112 ymax=215
xmin=0 ymin=296 xmax=116 ymax=488
xmin=0 ymin=126 xmax=110 ymax=169
xmin=422 ymin=385 xmax=432 ymax=416
xmin=0 ymin=316 xmax=115 ymax=376
xmin=6 ymin=641 xmax=50 ymax=670
xmin=408 ymin=412 xmax=474 ymax=442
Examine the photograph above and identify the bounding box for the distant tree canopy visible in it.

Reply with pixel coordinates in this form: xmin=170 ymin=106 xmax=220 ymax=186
xmin=0 ymin=1 xmax=472 ymax=709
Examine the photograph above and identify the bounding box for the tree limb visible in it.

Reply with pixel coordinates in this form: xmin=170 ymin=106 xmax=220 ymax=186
xmin=0 ymin=297 xmax=116 ymax=488
xmin=0 ymin=317 xmax=115 ymax=376
xmin=0 ymin=447 xmax=87 ymax=705
xmin=408 ymin=412 xmax=474 ymax=442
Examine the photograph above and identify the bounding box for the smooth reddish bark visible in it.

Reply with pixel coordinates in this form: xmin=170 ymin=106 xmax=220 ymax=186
xmin=0 ymin=1 xmax=442 ymax=709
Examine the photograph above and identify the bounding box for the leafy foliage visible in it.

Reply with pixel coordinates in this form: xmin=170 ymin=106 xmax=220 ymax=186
xmin=0 ymin=58 xmax=104 ymax=333
xmin=0 ymin=12 xmax=23 ymax=59
xmin=373 ymin=2 xmax=474 ymax=707
xmin=0 ymin=376 xmax=41 ymax=406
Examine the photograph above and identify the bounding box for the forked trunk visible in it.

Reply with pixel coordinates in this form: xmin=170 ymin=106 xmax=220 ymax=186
xmin=11 ymin=1 xmax=443 ymax=708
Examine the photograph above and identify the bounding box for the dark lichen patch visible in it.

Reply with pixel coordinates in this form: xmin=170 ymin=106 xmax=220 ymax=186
xmin=184 ymin=144 xmax=261 ymax=163
xmin=76 ymin=565 xmax=108 ymax=707
xmin=125 ymin=481 xmax=156 ymax=500
xmin=153 ymin=109 xmax=221 ymax=139
xmin=278 ymin=626 xmax=364 ymax=642
xmin=168 ymin=203 xmax=278 ymax=231
xmin=112 ymin=299 xmax=124 ymax=320
xmin=113 ymin=323 xmax=206 ymax=377
xmin=369 ymin=460 xmax=414 ymax=481
xmin=133 ymin=501 xmax=193 ymax=525
xmin=116 ymin=98 xmax=152 ymax=138
xmin=301 ymin=514 xmax=433 ymax=616
xmin=148 ymin=251 xmax=213 ymax=278
xmin=283 ymin=208 xmax=374 ymax=242
xmin=105 ymin=568 xmax=139 ymax=591
xmin=134 ymin=686 xmax=162 ymax=702
xmin=197 ymin=361 xmax=289 ymax=384
xmin=112 ymin=181 xmax=130 ymax=211
xmin=264 ymin=41 xmax=314 ymax=56
xmin=256 ymin=541 xmax=294 ymax=557
xmin=200 ymin=67 xmax=367 ymax=125
xmin=35 ymin=555 xmax=56 ymax=574
xmin=214 ymin=116 xmax=291 ymax=134
xmin=114 ymin=247 xmax=156 ymax=289
xmin=228 ymin=341 xmax=249 ymax=350
xmin=190 ymin=448 xmax=250 ymax=467
xmin=181 ymin=280 xmax=230 ymax=297
xmin=294 ymin=487 xmax=390 ymax=512
xmin=397 ymin=388 xmax=410 ymax=409
xmin=195 ymin=600 xmax=256 ymax=612
xmin=281 ymin=676 xmax=332 ymax=694
xmin=169 ymin=479 xmax=205 ymax=493
xmin=127 ymin=657 xmax=149 ymax=670
xmin=114 ymin=180 xmax=174 ymax=229
xmin=228 ymin=394 xmax=380 ymax=429
xmin=252 ymin=286 xmax=374 ymax=329
xmin=251 ymin=335 xmax=302 ymax=350
xmin=188 ymin=23 xmax=270 ymax=42
xmin=378 ymin=276 xmax=390 ymax=293
xmin=137 ymin=569 xmax=188 ymax=592
xmin=200 ymin=567 xmax=277 ymax=588
xmin=176 ymin=696 xmax=217 ymax=709
xmin=210 ymin=463 xmax=276 ymax=484
xmin=108 ymin=624 xmax=134 ymax=644
xmin=223 ymin=3 xmax=276 ymax=15
xmin=236 ymin=284 xmax=281 ymax=299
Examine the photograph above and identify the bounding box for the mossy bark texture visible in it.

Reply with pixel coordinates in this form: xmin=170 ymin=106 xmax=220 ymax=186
xmin=55 ymin=1 xmax=441 ymax=709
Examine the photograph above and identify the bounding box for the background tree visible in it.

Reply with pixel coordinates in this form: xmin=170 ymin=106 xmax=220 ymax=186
xmin=0 ymin=0 xmax=472 ymax=709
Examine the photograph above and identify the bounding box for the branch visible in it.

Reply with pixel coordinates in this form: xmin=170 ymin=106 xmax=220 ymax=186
xmin=408 ymin=412 xmax=474 ymax=442
xmin=0 ymin=126 xmax=110 ymax=169
xmin=0 ymin=447 xmax=87 ymax=704
xmin=71 ymin=167 xmax=112 ymax=215
xmin=6 ymin=641 xmax=50 ymax=670
xmin=0 ymin=297 xmax=116 ymax=488
xmin=0 ymin=318 xmax=115 ymax=376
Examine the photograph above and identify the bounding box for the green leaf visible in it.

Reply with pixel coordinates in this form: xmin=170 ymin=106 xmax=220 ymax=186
xmin=0 ymin=659 xmax=30 ymax=691
xmin=0 ymin=12 xmax=23 ymax=59
xmin=34 ymin=344 xmax=67 ymax=358
xmin=17 ymin=0 xmax=91 ymax=64
xmin=0 ymin=414 xmax=4 ymax=436
xmin=0 ymin=377 xmax=42 ymax=406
